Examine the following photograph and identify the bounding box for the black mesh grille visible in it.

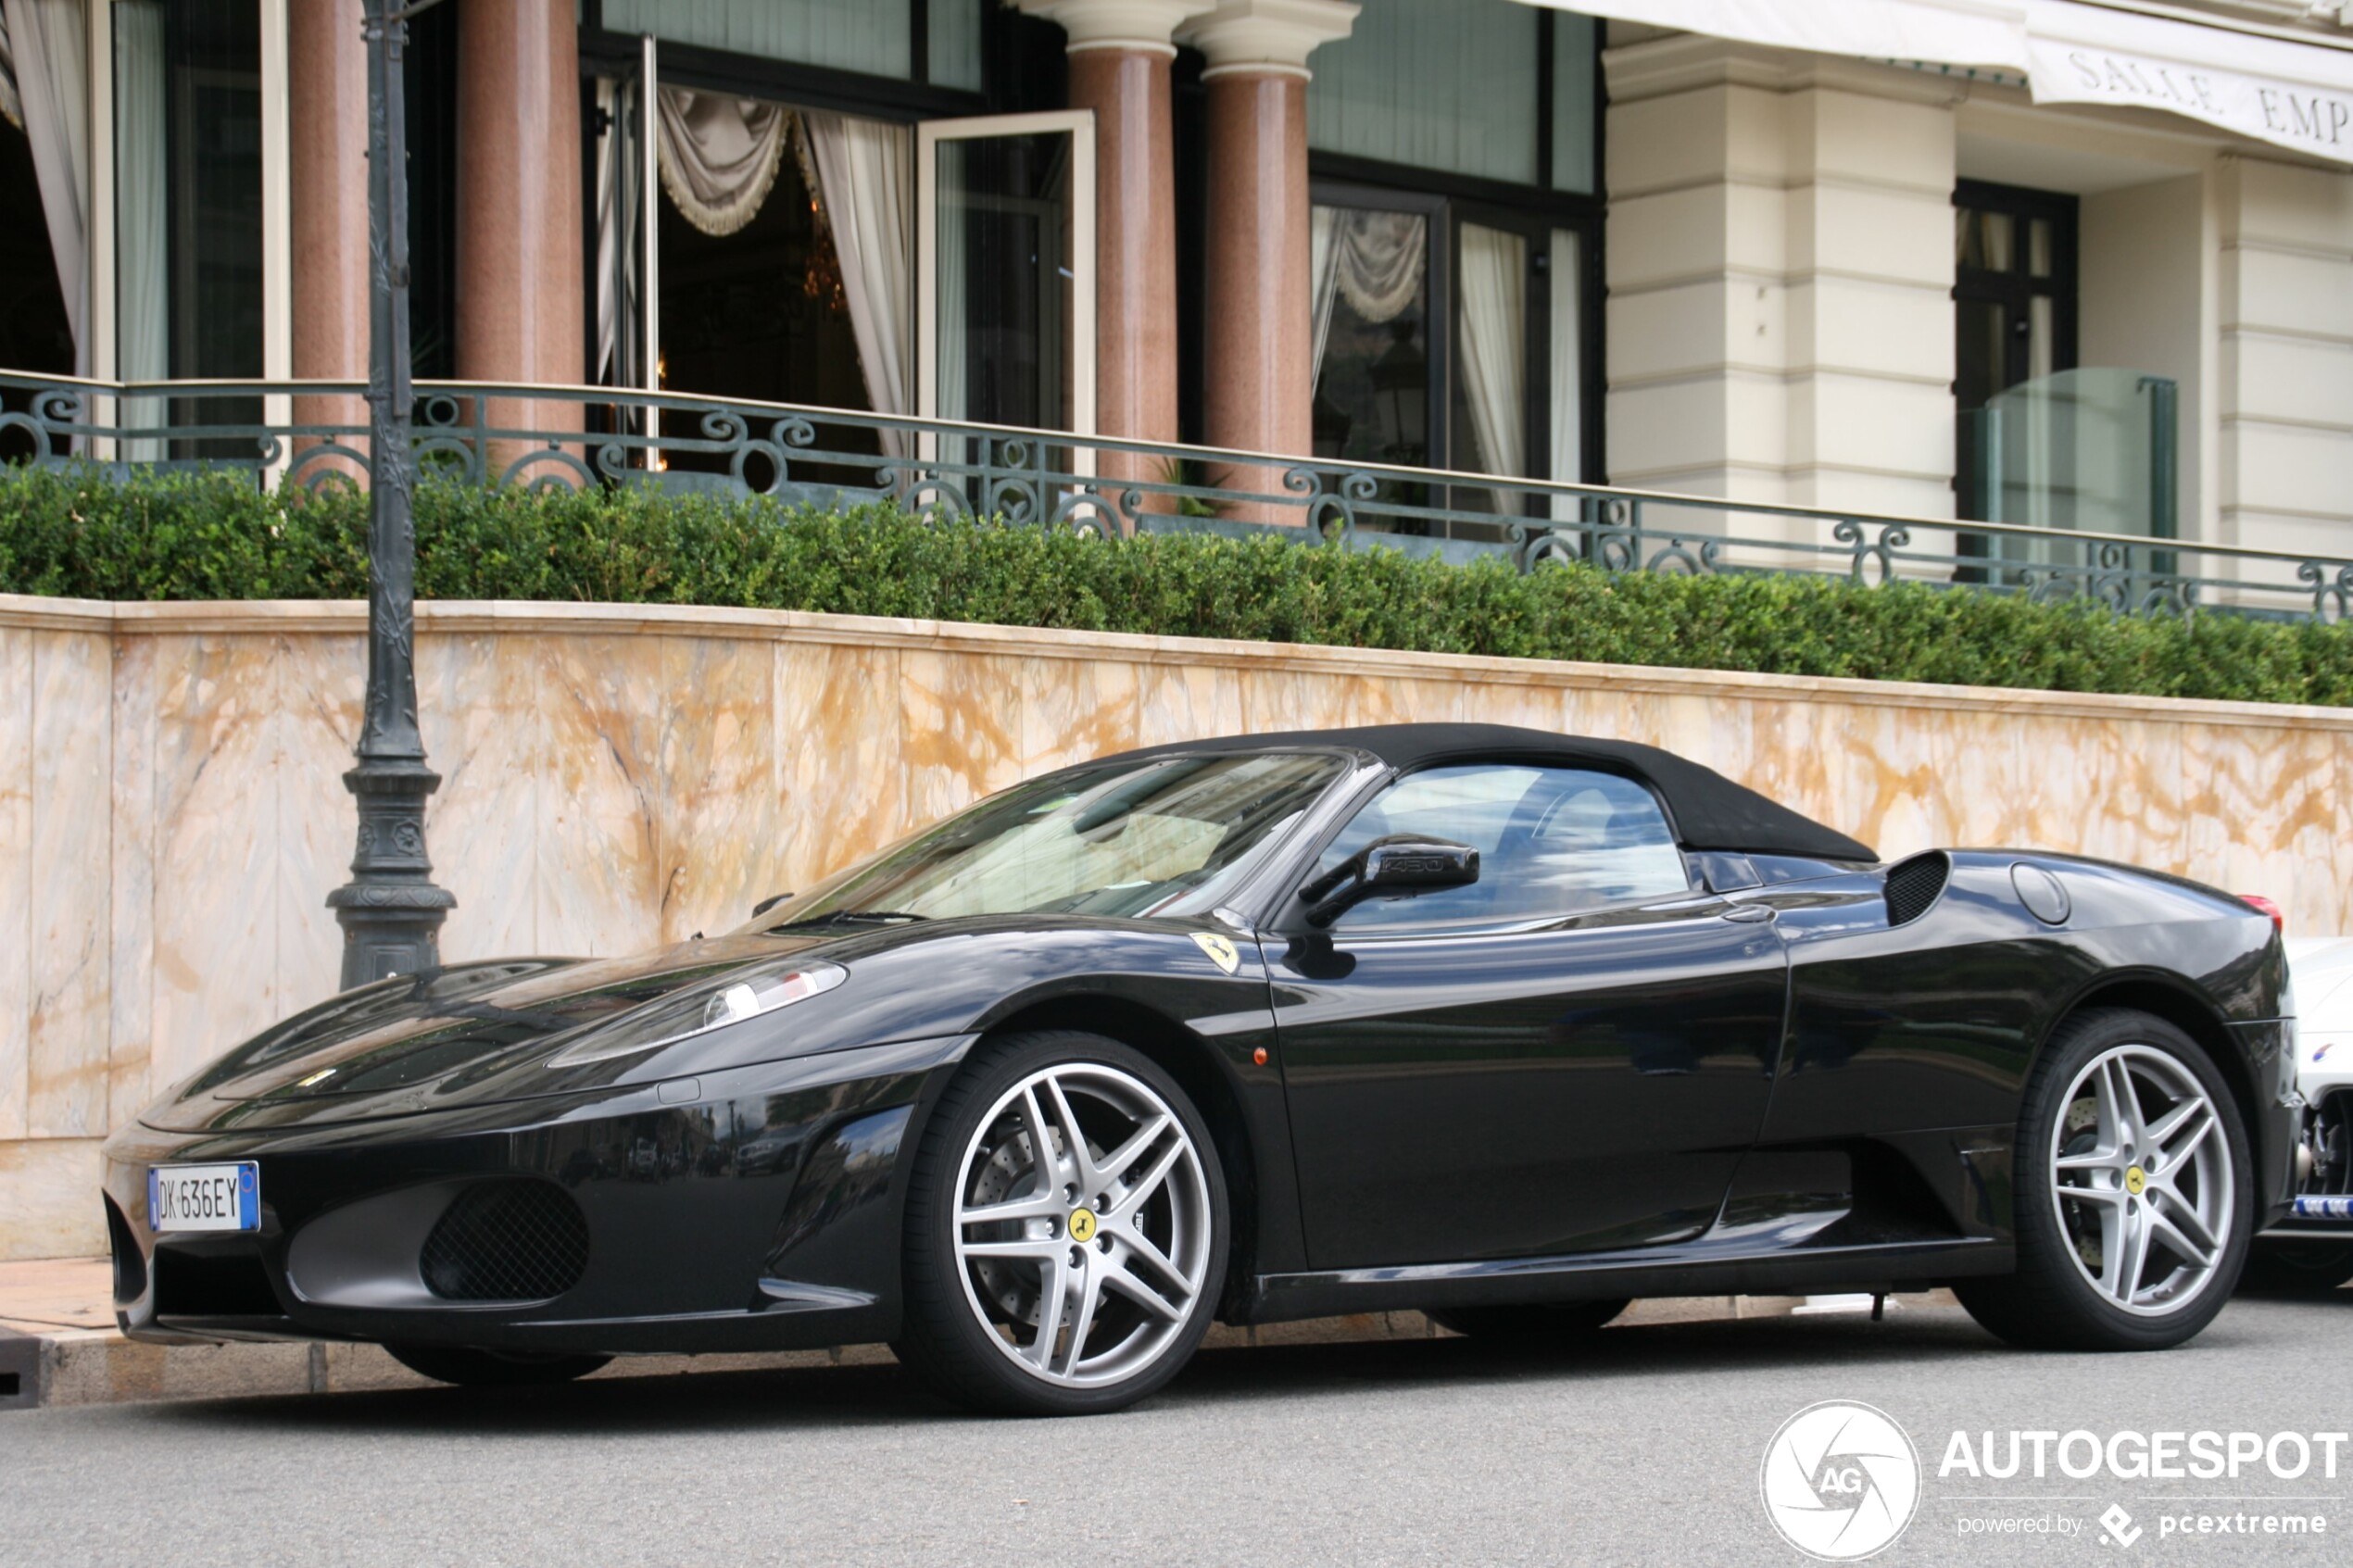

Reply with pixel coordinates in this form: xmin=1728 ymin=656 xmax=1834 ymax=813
xmin=420 ymin=1181 xmax=588 ymax=1302
xmin=1884 ymin=853 xmax=1949 ymax=926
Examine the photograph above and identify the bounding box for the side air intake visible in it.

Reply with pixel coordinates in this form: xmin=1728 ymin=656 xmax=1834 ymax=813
xmin=1883 ymin=853 xmax=1950 ymax=926
xmin=420 ymin=1180 xmax=589 ymax=1302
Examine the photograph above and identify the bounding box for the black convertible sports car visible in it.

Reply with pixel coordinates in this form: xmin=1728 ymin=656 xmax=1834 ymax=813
xmin=102 ymin=723 xmax=2296 ymax=1414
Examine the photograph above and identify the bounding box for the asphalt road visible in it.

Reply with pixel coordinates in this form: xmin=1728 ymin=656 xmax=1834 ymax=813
xmin=6 ymin=1293 xmax=2350 ymax=1568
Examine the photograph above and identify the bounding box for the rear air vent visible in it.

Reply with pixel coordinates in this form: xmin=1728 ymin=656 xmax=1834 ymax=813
xmin=420 ymin=1180 xmax=589 ymax=1303
xmin=1883 ymin=853 xmax=1950 ymax=926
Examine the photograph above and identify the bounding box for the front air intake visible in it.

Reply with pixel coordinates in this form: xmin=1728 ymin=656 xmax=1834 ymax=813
xmin=1883 ymin=853 xmax=1950 ymax=926
xmin=420 ymin=1180 xmax=589 ymax=1302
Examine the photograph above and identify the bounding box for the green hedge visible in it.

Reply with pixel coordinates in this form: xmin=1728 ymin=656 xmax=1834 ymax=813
xmin=4 ymin=462 xmax=2350 ymax=706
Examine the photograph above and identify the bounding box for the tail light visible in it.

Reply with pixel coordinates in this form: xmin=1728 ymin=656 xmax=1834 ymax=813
xmin=2239 ymin=894 xmax=2284 ymax=933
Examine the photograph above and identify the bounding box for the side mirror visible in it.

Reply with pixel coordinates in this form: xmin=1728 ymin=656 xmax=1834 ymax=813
xmin=1299 ymin=835 xmax=1478 ymax=928
xmin=750 ymin=892 xmax=793 ymax=918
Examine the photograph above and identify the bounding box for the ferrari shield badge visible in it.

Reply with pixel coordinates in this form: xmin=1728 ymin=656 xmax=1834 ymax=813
xmin=1189 ymin=932 xmax=1240 ymax=974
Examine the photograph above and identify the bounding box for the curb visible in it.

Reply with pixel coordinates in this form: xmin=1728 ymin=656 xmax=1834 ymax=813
xmin=0 ymin=1293 xmax=1931 ymax=1412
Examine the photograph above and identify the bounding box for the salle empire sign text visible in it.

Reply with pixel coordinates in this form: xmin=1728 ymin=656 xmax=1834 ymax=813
xmin=2026 ymin=38 xmax=2353 ymax=160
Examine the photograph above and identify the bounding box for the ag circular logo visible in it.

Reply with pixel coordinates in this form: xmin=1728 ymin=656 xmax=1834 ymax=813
xmin=1759 ymin=1400 xmax=1921 ymax=1561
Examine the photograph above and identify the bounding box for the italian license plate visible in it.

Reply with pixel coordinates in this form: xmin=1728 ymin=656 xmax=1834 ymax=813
xmin=148 ymin=1162 xmax=259 ymax=1234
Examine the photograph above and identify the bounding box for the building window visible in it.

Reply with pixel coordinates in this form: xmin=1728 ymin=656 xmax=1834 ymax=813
xmin=115 ymin=0 xmax=264 ymax=451
xmin=598 ymin=0 xmax=986 ymax=87
xmin=1303 ymin=0 xmax=1602 ymax=493
xmin=1307 ymin=0 xmax=1596 ymax=195
xmin=1954 ymin=178 xmax=2079 ymax=529
xmin=0 ymin=62 xmax=74 ymax=378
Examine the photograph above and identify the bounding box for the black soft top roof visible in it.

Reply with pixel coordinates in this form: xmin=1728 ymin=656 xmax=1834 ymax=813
xmin=1100 ymin=722 xmax=1878 ymax=864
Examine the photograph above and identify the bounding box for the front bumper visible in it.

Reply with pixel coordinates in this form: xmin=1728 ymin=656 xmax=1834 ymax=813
xmin=101 ymin=1035 xmax=972 ymax=1357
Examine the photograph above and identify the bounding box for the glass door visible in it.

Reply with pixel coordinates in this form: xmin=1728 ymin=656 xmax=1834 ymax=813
xmin=918 ymin=111 xmax=1095 ymax=483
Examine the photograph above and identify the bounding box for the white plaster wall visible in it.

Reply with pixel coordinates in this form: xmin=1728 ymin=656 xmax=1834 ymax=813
xmin=2081 ymin=174 xmax=2212 ymax=543
xmin=2218 ymin=157 xmax=2353 ymax=562
xmin=1609 ymin=33 xmax=2353 ymax=575
xmin=1604 ymin=39 xmax=1960 ymax=534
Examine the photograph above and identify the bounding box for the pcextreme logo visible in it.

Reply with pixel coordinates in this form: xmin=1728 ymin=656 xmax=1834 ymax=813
xmin=1761 ymin=1400 xmax=1923 ymax=1561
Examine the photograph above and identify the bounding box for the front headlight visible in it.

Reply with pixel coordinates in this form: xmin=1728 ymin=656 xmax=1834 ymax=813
xmin=544 ymin=960 xmax=847 ymax=1069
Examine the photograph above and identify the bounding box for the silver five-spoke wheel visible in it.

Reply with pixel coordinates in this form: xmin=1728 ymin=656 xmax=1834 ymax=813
xmin=1957 ymin=1009 xmax=2250 ymax=1352
xmin=2050 ymin=1044 xmax=2233 ymax=1313
xmin=952 ymin=1062 xmax=1214 ymax=1386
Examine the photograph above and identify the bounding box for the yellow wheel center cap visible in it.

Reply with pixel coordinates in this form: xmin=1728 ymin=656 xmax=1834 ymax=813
xmin=2124 ymin=1165 xmax=2147 ymax=1196
xmin=1068 ymin=1207 xmax=1099 ymax=1243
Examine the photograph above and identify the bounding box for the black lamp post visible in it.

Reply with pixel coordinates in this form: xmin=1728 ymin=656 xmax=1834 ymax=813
xmin=327 ymin=0 xmax=454 ymax=988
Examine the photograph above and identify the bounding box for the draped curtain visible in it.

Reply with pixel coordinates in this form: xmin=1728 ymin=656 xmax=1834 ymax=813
xmin=655 ymin=86 xmax=788 ymax=238
xmin=595 ymin=73 xmax=643 ymax=392
xmin=646 ymin=87 xmax=912 ymax=451
xmin=0 ymin=8 xmax=22 ymax=130
xmin=1549 ymin=228 xmax=1582 ymax=516
xmin=115 ymin=0 xmax=169 ymax=458
xmin=1309 ymin=206 xmax=1427 ymax=395
xmin=802 ymin=109 xmax=912 ymax=458
xmin=2 ymin=0 xmax=87 ymax=373
xmin=1455 ymin=222 xmax=1526 ymax=513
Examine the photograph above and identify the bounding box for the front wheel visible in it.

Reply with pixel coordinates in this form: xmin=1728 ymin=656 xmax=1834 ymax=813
xmin=385 ymin=1344 xmax=611 ymax=1386
xmin=1957 ymin=1009 xmax=2252 ymax=1351
xmin=895 ymin=1032 xmax=1229 ymax=1416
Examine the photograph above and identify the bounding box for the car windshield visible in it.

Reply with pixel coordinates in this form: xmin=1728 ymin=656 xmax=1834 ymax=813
xmin=745 ymin=751 xmax=1347 ymax=929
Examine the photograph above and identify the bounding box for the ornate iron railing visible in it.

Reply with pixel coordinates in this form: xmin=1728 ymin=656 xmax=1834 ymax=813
xmin=4 ymin=368 xmax=2347 ymax=621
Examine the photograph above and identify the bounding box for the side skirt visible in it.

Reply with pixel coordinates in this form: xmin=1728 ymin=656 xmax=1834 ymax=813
xmin=1239 ymin=1236 xmax=2012 ymax=1325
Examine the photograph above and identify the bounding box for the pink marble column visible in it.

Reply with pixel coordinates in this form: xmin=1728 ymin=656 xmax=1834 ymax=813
xmin=288 ymin=0 xmax=369 ymax=480
xmin=456 ymin=0 xmax=584 ymax=481
xmin=1178 ymin=0 xmax=1355 ymax=523
xmin=1019 ymin=2 xmax=1212 ymax=503
xmin=1070 ymin=46 xmax=1177 ymax=485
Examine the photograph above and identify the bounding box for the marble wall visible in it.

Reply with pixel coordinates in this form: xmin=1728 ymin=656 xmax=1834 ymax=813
xmin=5 ymin=592 xmax=2350 ymax=1259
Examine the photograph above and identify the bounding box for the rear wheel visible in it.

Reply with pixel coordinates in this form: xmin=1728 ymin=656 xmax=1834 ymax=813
xmin=1957 ymin=1009 xmax=2251 ymax=1351
xmin=2237 ymin=1238 xmax=2353 ymax=1294
xmin=1429 ymin=1298 xmax=1629 ymax=1339
xmin=895 ymin=1031 xmax=1228 ymax=1416
xmin=385 ymin=1344 xmax=610 ymax=1386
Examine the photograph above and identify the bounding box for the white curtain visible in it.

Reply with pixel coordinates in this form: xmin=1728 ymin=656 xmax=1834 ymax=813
xmin=0 ymin=8 xmax=23 ymax=131
xmin=594 ymin=74 xmax=643 ymax=391
xmin=1309 ymin=206 xmax=1336 ymax=395
xmin=1309 ymin=206 xmax=1426 ymax=394
xmin=1549 ymin=227 xmax=1581 ymax=517
xmin=654 ymin=86 xmax=788 ymax=238
xmin=3 ymin=0 xmax=87 ymax=373
xmin=1456 ymin=223 xmax=1526 ymax=509
xmin=802 ymin=109 xmax=912 ymax=459
xmin=115 ymin=0 xmax=168 ymax=459
xmin=933 ymin=141 xmax=968 ymax=426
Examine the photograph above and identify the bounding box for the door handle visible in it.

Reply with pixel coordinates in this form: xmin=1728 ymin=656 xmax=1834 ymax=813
xmin=1721 ymin=903 xmax=1777 ymax=923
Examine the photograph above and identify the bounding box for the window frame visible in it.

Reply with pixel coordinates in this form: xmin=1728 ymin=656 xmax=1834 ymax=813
xmin=1271 ymin=759 xmax=1700 ymax=941
xmin=1952 ymin=176 xmax=2082 ymax=546
xmin=1299 ymin=6 xmax=1605 ymax=484
xmin=1953 ymin=177 xmax=2081 ymax=397
xmin=577 ymin=0 xmax=989 ymax=119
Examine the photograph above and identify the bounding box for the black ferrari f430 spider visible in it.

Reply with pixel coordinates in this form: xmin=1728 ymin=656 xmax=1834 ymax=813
xmin=103 ymin=724 xmax=2296 ymax=1413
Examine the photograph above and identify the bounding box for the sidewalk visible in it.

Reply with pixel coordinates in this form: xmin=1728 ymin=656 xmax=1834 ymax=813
xmin=0 ymin=1255 xmax=1931 ymax=1411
